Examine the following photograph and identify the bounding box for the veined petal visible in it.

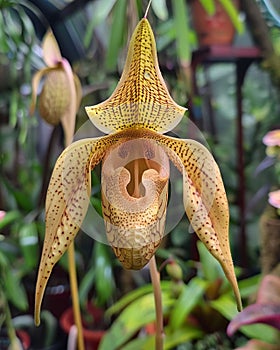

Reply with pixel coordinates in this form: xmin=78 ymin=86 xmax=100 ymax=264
xmin=60 ymin=58 xmax=80 ymax=147
xmin=85 ymin=18 xmax=186 ymax=134
xmin=74 ymin=72 xmax=83 ymax=113
xmin=30 ymin=67 xmax=57 ymax=115
xmin=101 ymin=138 xmax=169 ymax=270
xmin=42 ymin=29 xmax=62 ymax=67
xmin=153 ymin=133 xmax=242 ymax=311
xmin=35 ymin=135 xmax=115 ymax=325
xmin=38 ymin=68 xmax=71 ymax=126
xmin=116 ymin=128 xmax=242 ymax=310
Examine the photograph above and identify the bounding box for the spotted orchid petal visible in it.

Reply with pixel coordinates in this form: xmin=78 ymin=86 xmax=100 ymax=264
xmin=100 ymin=128 xmax=242 ymax=310
xmin=85 ymin=19 xmax=186 ymax=134
xmin=42 ymin=29 xmax=62 ymax=67
xmin=34 ymin=135 xmax=116 ymax=325
xmin=152 ymin=132 xmax=242 ymax=311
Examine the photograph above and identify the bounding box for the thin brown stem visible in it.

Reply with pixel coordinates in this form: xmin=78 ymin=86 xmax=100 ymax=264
xmin=149 ymin=256 xmax=164 ymax=350
xmin=68 ymin=242 xmax=85 ymax=350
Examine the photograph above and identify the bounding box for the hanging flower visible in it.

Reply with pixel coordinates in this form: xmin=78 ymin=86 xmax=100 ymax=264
xmin=34 ymin=18 xmax=242 ymax=325
xmin=263 ymin=129 xmax=280 ymax=147
xmin=30 ymin=30 xmax=82 ymax=146
xmin=0 ymin=211 xmax=6 ymax=221
xmin=262 ymin=130 xmax=280 ymax=212
xmin=268 ymin=190 xmax=280 ymax=209
xmin=263 ymin=129 xmax=280 ymax=157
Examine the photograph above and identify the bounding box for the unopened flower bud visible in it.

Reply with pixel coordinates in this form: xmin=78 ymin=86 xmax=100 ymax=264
xmin=266 ymin=146 xmax=279 ymax=158
xmin=39 ymin=69 xmax=71 ymax=125
xmin=166 ymin=260 xmax=183 ymax=281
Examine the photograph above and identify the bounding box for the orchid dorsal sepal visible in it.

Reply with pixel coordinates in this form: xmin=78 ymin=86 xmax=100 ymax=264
xmin=42 ymin=29 xmax=63 ymax=67
xmin=85 ymin=19 xmax=186 ymax=134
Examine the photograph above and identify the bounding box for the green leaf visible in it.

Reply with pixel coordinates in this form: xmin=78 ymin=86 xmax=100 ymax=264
xmin=90 ymin=196 xmax=102 ymax=216
xmin=0 ymin=11 xmax=9 ymax=53
xmin=84 ymin=0 xmax=118 ymax=48
xmin=219 ymin=0 xmax=244 ymax=33
xmin=18 ymin=222 xmax=39 ymax=271
xmin=5 ymin=269 xmax=28 ymax=311
xmin=94 ymin=243 xmax=115 ymax=306
xmin=100 ymin=291 xmax=173 ymax=350
xmin=120 ymin=324 xmax=202 ymax=350
xmin=0 ymin=250 xmax=9 ymax=268
xmin=164 ymin=325 xmax=203 ymax=349
xmin=0 ymin=240 xmax=19 ymax=263
xmin=171 ymin=0 xmax=191 ymax=64
xmin=106 ymin=281 xmax=171 ymax=317
xmin=18 ymin=106 xmax=28 ymax=144
xmin=151 ymin=0 xmax=168 ymax=20
xmin=121 ymin=335 xmax=155 ymax=350
xmin=0 ymin=210 xmax=21 ymax=230
xmin=210 ymin=293 xmax=239 ymax=320
xmin=169 ymin=277 xmax=207 ymax=330
xmin=105 ymin=0 xmax=127 ymax=71
xmin=239 ymin=274 xmax=261 ymax=299
xmin=13 ymin=189 xmax=34 ymax=211
xmin=9 ymin=89 xmax=18 ymax=128
xmin=79 ymin=265 xmax=95 ymax=309
xmin=156 ymin=20 xmax=176 ymax=52
xmin=197 ymin=240 xmax=224 ymax=282
xmin=199 ymin=0 xmax=216 ymax=15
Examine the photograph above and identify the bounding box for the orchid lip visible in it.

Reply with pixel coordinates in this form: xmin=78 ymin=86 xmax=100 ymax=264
xmin=101 ymin=138 xmax=169 ymax=213
xmin=101 ymin=138 xmax=169 ymax=256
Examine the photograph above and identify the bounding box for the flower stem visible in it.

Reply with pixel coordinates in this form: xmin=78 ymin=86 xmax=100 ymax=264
xmin=149 ymin=256 xmax=164 ymax=350
xmin=1 ymin=290 xmax=20 ymax=350
xmin=68 ymin=242 xmax=85 ymax=350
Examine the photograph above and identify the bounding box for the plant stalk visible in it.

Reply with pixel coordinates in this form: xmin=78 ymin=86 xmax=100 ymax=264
xmin=149 ymin=256 xmax=164 ymax=350
xmin=68 ymin=242 xmax=85 ymax=350
xmin=2 ymin=292 xmax=20 ymax=350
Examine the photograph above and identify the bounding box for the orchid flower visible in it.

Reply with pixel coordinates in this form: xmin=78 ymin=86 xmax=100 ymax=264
xmin=263 ymin=130 xmax=280 ymax=147
xmin=0 ymin=211 xmax=6 ymax=221
xmin=35 ymin=18 xmax=242 ymax=325
xmin=30 ymin=30 xmax=82 ymax=146
xmin=268 ymin=190 xmax=280 ymax=209
xmin=263 ymin=129 xmax=280 ymax=158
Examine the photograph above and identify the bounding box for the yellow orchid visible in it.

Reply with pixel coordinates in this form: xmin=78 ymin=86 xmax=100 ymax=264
xmin=30 ymin=30 xmax=82 ymax=146
xmin=35 ymin=18 xmax=242 ymax=325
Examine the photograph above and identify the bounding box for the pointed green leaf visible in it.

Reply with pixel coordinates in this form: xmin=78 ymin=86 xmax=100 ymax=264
xmin=105 ymin=0 xmax=127 ymax=71
xmin=169 ymin=277 xmax=207 ymax=330
xmin=171 ymin=0 xmax=191 ymax=64
xmin=151 ymin=0 xmax=168 ymax=20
